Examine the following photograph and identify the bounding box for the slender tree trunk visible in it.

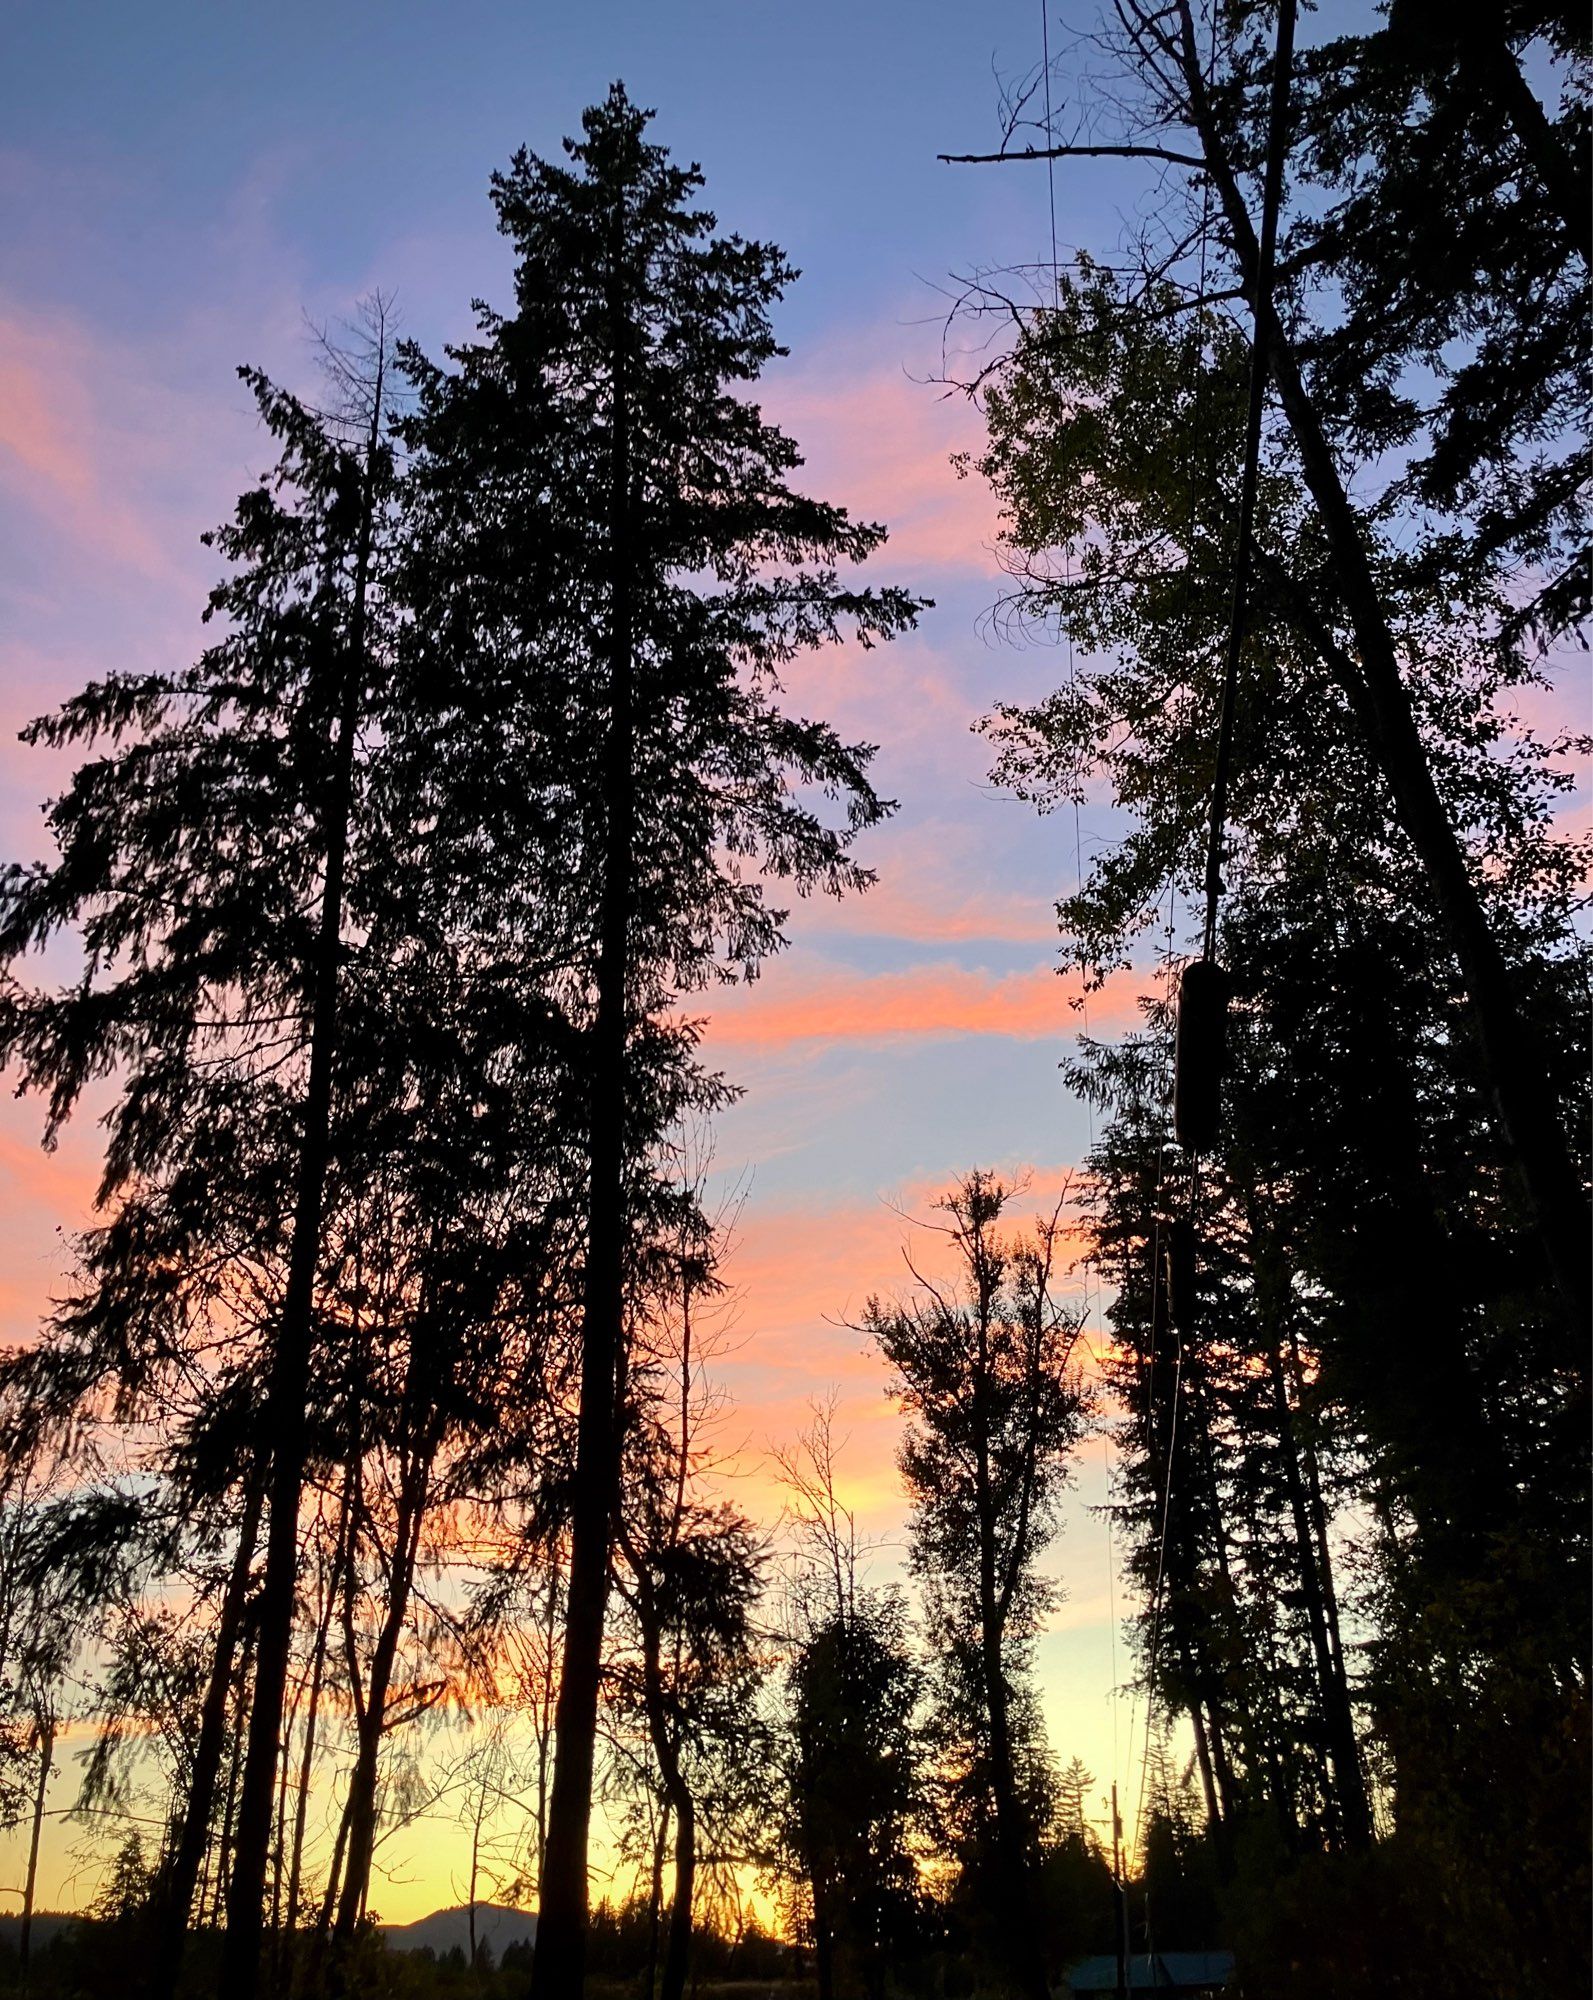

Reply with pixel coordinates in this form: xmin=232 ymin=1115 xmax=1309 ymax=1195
xmin=285 ymin=1535 xmax=338 ymax=1994
xmin=147 ymin=1475 xmax=264 ymax=1999
xmin=633 ymin=1580 xmax=696 ymax=2000
xmin=212 ymin=1624 xmax=255 ymax=1928
xmin=222 ymin=391 xmax=383 ymax=2000
xmin=302 ymin=1750 xmax=355 ymax=2000
xmin=19 ymin=1714 xmax=53 ymax=1989
xmin=1265 ymin=1341 xmax=1371 ymax=1846
xmin=979 ymin=1610 xmax=1049 ymax=1998
xmin=312 ymin=1785 xmax=352 ymax=1961
xmin=659 ymin=1791 xmax=694 ymax=2000
xmin=467 ymin=1796 xmax=482 ymax=1971
xmin=1185 ymin=1681 xmax=1222 ymax=1837
xmin=269 ymin=1710 xmax=292 ymax=1975
xmin=970 ymin=1297 xmax=1049 ymax=2000
xmin=1173 ymin=0 xmax=1591 ymax=1341
xmin=1146 ymin=1284 xmax=1241 ymax=1861
xmin=332 ymin=1481 xmax=427 ymax=1952
xmin=1293 ymin=1327 xmax=1354 ymax=1730
xmin=530 ymin=223 xmax=637 ymax=2000
xmin=533 ymin=1546 xmax=562 ymax=1893
xmin=641 ymin=1796 xmax=669 ymax=2000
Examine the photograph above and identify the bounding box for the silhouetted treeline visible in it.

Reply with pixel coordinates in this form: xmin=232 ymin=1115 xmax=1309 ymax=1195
xmin=0 ymin=6 xmax=1586 ymax=1999
xmin=964 ymin=2 xmax=1589 ymax=1995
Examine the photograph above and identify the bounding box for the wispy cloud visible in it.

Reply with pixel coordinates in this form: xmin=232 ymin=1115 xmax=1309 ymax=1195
xmin=0 ymin=309 xmax=179 ymax=580
xmin=763 ymin=334 xmax=1001 ymax=576
xmin=700 ymin=956 xmax=1147 ymax=1052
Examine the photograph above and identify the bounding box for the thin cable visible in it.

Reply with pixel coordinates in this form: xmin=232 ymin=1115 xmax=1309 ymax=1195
xmin=1039 ymin=0 xmax=1114 ymax=1834
xmin=1041 ymin=0 xmax=1060 ymax=305
xmin=1130 ymin=1313 xmax=1184 ymax=1869
xmin=1105 ymin=1427 xmax=1119 ymax=1799
xmin=1200 ymin=0 xmax=1298 ymax=961
xmin=1127 ymin=13 xmax=1220 ymax=1882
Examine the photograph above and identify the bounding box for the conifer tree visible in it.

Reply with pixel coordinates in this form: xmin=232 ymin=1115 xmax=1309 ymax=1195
xmin=0 ymin=339 xmax=406 ymax=1998
xmin=399 ymin=88 xmax=920 ymax=1995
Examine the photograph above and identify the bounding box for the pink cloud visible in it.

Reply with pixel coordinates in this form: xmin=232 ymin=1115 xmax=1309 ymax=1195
xmin=0 ymin=1112 xmax=106 ymax=1348
xmin=0 ymin=309 xmax=184 ymax=580
xmin=818 ymin=875 xmax=1055 ymax=944
xmin=701 ymin=1169 xmax=1102 ymax=1531
xmin=806 ymin=819 xmax=1059 ymax=944
xmin=699 ymin=956 xmax=1146 ymax=1054
xmin=762 ymin=338 xmax=1000 ymax=576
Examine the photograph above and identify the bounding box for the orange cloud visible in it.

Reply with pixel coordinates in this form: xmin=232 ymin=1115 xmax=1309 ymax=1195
xmin=0 ymin=1112 xmax=106 ymax=1347
xmin=700 ymin=957 xmax=1147 ymax=1053
xmin=696 ymin=1168 xmax=1104 ymax=1524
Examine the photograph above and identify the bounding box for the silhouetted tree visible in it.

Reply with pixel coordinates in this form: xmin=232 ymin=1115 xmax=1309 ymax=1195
xmin=398 ymin=86 xmax=920 ymax=1998
xmin=785 ymin=1596 xmax=927 ymax=2000
xmin=0 ymin=299 xmax=419 ymax=1995
xmin=953 ymin=0 xmax=1588 ymax=1330
xmin=865 ymin=1174 xmax=1089 ymax=2000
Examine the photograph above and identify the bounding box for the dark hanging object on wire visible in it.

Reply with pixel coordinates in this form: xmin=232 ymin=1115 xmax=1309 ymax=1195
xmin=1165 ymin=1216 xmax=1198 ymax=1337
xmin=1174 ymin=959 xmax=1232 ymax=1154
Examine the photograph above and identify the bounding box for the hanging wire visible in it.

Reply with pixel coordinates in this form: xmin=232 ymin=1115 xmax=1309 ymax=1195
xmin=1036 ymin=0 xmax=1127 ymax=1845
xmin=1131 ymin=0 xmax=1299 ymax=1879
xmin=1200 ymin=0 xmax=1298 ymax=961
xmin=1041 ymin=0 xmax=1061 ymax=305
xmin=1127 ymin=38 xmax=1218 ymax=1888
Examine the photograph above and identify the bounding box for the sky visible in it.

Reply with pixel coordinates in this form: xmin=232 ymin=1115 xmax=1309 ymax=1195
xmin=1 ymin=0 xmax=1217 ymax=1921
xmin=0 ymin=0 xmax=1517 ymax=1928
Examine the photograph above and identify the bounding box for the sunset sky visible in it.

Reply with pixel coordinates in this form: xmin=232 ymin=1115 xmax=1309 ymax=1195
xmin=0 ymin=0 xmax=1286 ymax=1924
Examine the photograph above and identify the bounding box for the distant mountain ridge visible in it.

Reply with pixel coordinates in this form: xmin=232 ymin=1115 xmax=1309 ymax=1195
xmin=0 ymin=1914 xmax=79 ymax=1951
xmin=381 ymin=1902 xmax=537 ymax=1958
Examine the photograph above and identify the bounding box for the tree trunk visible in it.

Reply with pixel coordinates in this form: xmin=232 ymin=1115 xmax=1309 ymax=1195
xmin=1174 ymin=0 xmax=1591 ymax=1343
xmin=311 ymin=1784 xmax=352 ymax=1966
xmin=1266 ymin=1340 xmax=1371 ymax=1847
xmin=1146 ymin=1276 xmax=1242 ymax=1859
xmin=146 ymin=1474 xmax=263 ymax=1999
xmin=532 ymin=1545 xmax=562 ymax=1896
xmin=221 ymin=388 xmax=383 ymax=2000
xmin=332 ymin=1481 xmax=426 ymax=1953
xmin=530 ymin=219 xmax=637 ymax=2000
xmin=633 ymin=1578 xmax=696 ymax=2000
xmin=1185 ymin=1682 xmax=1222 ymax=1837
xmin=19 ymin=1713 xmax=53 ymax=1989
xmin=642 ymin=1796 xmax=669 ymax=2000
xmin=1294 ymin=1327 xmax=1355 ymax=1747
xmin=659 ymin=1791 xmax=694 ymax=2000
xmin=971 ymin=1300 xmax=1049 ymax=2000
xmin=212 ymin=1623 xmax=255 ymax=1928
xmin=284 ymin=1535 xmax=337 ymax=1995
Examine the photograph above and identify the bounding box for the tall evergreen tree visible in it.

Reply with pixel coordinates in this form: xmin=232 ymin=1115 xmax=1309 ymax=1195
xmin=0 ymin=338 xmax=410 ymax=1998
xmin=398 ymin=88 xmax=921 ymax=1995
